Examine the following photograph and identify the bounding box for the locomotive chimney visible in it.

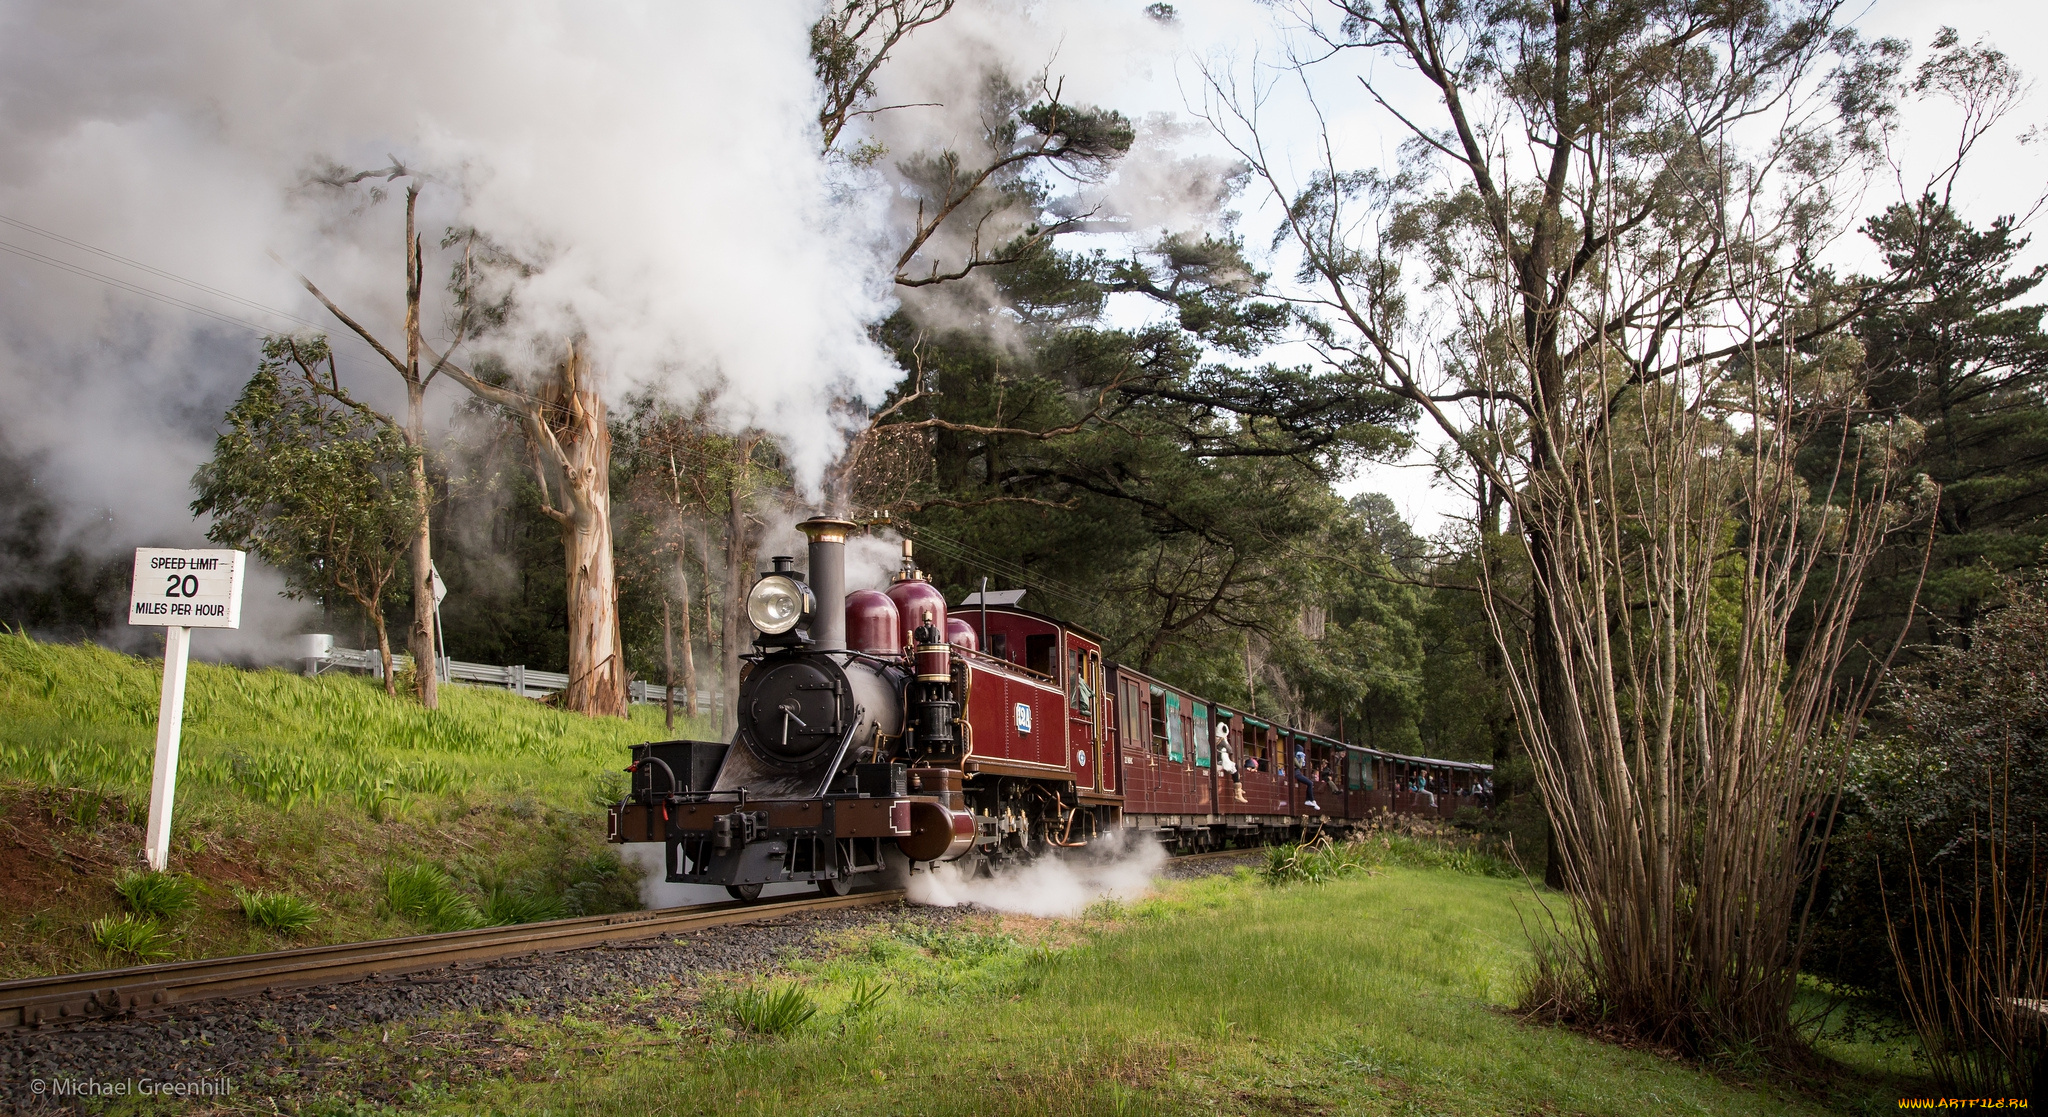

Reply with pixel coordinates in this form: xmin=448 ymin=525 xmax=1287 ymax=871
xmin=796 ymin=516 xmax=857 ymax=651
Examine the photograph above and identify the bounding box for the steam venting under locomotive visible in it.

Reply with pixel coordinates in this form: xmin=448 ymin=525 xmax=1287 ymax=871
xmin=608 ymin=517 xmax=1109 ymax=901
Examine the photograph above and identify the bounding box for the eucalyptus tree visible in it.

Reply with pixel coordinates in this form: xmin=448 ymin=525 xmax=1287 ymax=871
xmin=192 ymin=336 xmax=422 ymax=692
xmin=1204 ymin=0 xmax=1920 ymax=1051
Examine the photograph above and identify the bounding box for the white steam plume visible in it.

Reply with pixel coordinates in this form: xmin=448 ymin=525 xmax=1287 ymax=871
xmin=0 ymin=1 xmax=903 ymax=653
xmin=906 ymin=834 xmax=1168 ymax=917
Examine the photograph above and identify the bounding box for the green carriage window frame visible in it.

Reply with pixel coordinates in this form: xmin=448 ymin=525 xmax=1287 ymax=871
xmin=1156 ymin=689 xmax=1185 ymax=762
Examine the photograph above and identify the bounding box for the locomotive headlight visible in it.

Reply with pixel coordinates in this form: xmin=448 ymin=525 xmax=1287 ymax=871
xmin=747 ymin=574 xmax=812 ymax=636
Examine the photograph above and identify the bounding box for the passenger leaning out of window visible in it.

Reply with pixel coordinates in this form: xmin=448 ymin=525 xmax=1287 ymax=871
xmin=1215 ymin=722 xmax=1246 ymax=803
xmin=1294 ymin=746 xmax=1319 ymax=811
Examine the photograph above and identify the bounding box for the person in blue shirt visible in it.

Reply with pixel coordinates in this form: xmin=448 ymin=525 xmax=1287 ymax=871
xmin=1293 ymin=746 xmax=1319 ymax=811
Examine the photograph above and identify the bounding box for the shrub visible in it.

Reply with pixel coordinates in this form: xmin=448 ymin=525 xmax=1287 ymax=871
xmin=728 ymin=983 xmax=818 ymax=1037
xmin=1811 ymin=578 xmax=2048 ymax=1098
xmin=113 ymin=869 xmax=198 ymax=920
xmin=381 ymin=863 xmax=485 ymax=933
xmin=235 ymin=888 xmax=320 ymax=934
xmin=558 ymin=850 xmax=641 ymax=916
xmin=88 ymin=913 xmax=174 ymax=961
xmin=1262 ymin=836 xmax=1376 ymax=886
xmin=483 ymin=887 xmax=567 ymax=926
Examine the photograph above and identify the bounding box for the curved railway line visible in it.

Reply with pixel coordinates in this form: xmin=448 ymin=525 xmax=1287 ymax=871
xmin=0 ymin=847 xmax=1260 ymax=1036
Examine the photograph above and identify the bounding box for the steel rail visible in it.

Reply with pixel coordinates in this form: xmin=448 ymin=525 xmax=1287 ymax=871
xmin=0 ymin=889 xmax=903 ymax=1034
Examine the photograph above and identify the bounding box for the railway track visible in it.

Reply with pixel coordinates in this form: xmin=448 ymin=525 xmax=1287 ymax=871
xmin=1 ymin=844 xmax=1267 ymax=1036
xmin=0 ymin=888 xmax=903 ymax=1035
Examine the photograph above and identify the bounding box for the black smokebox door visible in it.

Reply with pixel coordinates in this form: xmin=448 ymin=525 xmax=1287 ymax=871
xmin=743 ymin=658 xmax=849 ymax=768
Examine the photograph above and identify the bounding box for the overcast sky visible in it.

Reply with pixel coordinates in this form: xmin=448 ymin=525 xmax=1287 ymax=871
xmin=1 ymin=0 xmax=2041 ymax=643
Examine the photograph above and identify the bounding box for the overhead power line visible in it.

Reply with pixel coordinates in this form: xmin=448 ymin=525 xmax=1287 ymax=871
xmin=0 ymin=213 xmax=330 ymax=331
xmin=896 ymin=520 xmax=1108 ymax=614
xmin=0 ymin=212 xmax=388 ymax=371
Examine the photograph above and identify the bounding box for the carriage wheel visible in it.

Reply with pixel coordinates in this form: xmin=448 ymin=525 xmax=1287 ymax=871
xmin=725 ymin=883 xmax=764 ymax=902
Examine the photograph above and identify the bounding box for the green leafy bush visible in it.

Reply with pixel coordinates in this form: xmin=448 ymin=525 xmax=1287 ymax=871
xmin=380 ymin=863 xmax=485 ymax=932
xmin=88 ymin=913 xmax=174 ymax=961
xmin=234 ymin=888 xmax=320 ymax=934
xmin=113 ymin=869 xmax=198 ymax=920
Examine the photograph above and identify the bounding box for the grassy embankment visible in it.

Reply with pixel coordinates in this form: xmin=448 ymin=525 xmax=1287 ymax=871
xmin=0 ymin=632 xmax=710 ymax=977
xmin=215 ymin=857 xmax=1925 ymax=1116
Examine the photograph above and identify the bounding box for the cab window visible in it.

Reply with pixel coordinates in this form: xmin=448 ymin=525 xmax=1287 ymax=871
xmin=1025 ymin=633 xmax=1057 ymax=678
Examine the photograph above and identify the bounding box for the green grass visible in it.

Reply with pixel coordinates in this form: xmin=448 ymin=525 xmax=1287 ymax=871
xmin=0 ymin=632 xmax=712 ymax=975
xmin=274 ymin=866 xmax=1923 ymax=1116
xmin=0 ymin=631 xmax=689 ymax=814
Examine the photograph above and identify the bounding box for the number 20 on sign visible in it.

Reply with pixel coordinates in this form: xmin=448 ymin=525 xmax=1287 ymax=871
xmin=128 ymin=548 xmax=246 ymax=872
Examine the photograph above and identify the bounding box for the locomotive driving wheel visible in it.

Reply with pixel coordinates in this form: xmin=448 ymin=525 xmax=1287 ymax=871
xmin=725 ymin=883 xmax=764 ymax=902
xmin=816 ymin=875 xmax=853 ymax=897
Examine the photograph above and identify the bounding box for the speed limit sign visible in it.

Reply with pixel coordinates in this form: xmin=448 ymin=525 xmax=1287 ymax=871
xmin=128 ymin=547 xmax=246 ymax=871
xmin=129 ymin=548 xmax=246 ymax=629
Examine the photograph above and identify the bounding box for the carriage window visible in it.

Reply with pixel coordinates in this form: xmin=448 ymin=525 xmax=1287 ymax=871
xmin=1192 ymin=706 xmax=1211 ymax=768
xmin=989 ymin=632 xmax=1010 ymax=662
xmin=1025 ymin=634 xmax=1057 ymax=678
xmin=1163 ymin=694 xmax=1185 ymax=763
xmin=1242 ymin=724 xmax=1268 ymax=767
xmin=1118 ymin=678 xmax=1145 ymax=749
xmin=1308 ymin=743 xmax=1329 ymax=780
xmin=1148 ymin=688 xmax=1169 ymax=756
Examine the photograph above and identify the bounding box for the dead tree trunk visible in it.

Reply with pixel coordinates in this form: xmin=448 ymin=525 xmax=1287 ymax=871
xmin=296 ymin=175 xmax=444 ymax=708
xmin=547 ymin=350 xmax=627 ymax=717
xmin=435 ymin=341 xmax=626 ymax=717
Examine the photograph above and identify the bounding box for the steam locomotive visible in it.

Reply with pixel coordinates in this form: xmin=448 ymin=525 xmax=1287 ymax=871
xmin=606 ymin=516 xmax=1491 ymax=899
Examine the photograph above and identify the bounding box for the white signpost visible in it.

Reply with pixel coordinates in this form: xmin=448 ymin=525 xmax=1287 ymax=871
xmin=128 ymin=548 xmax=246 ymax=872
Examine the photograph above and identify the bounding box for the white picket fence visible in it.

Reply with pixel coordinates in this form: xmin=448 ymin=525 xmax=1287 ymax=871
xmin=308 ymin=643 xmax=719 ymax=709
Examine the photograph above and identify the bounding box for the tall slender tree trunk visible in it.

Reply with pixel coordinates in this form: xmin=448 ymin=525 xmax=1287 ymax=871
xmin=677 ymin=551 xmax=698 ymax=718
xmin=721 ymin=437 xmax=758 ymax=736
xmin=404 ymin=382 xmax=438 ymax=709
xmin=371 ymin=610 xmax=396 ymax=698
xmin=551 ymin=347 xmax=627 ymax=718
xmin=663 ymin=597 xmax=675 ymax=732
xmin=400 ymin=189 xmax=438 ymax=708
xmin=697 ymin=526 xmax=714 ymax=720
